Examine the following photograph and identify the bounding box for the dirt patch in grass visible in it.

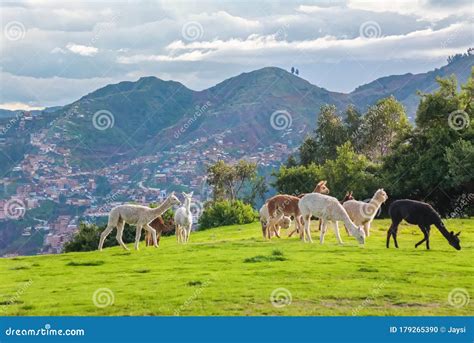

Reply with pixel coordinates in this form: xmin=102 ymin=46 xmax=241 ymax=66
xmin=187 ymin=280 xmax=203 ymax=286
xmin=244 ymin=249 xmax=287 ymax=263
xmin=66 ymin=260 xmax=105 ymax=267
xmin=9 ymin=265 xmax=30 ymax=270
xmin=134 ymin=268 xmax=151 ymax=274
xmin=358 ymin=267 xmax=379 ymax=272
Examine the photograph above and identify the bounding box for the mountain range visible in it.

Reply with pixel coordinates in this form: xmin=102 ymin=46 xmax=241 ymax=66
xmin=1 ymin=54 xmax=472 ymax=171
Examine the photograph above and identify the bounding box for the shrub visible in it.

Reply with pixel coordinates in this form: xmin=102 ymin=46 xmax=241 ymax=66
xmin=198 ymin=200 xmax=258 ymax=230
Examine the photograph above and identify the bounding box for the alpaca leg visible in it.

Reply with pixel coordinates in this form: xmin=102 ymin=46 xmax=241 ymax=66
xmin=134 ymin=225 xmax=143 ymax=250
xmin=425 ymin=226 xmax=431 ymax=250
xmin=306 ymin=218 xmax=313 ymax=243
xmin=261 ymin=221 xmax=267 ymax=239
xmin=415 ymin=225 xmax=428 ymax=248
xmin=392 ymin=226 xmax=399 ymax=249
xmin=144 ymin=224 xmax=158 ymax=248
xmin=386 ymin=221 xmax=399 ymax=248
xmin=186 ymin=224 xmax=192 ymax=242
xmin=364 ymin=222 xmax=370 ymax=237
xmin=333 ymin=221 xmax=343 ymax=245
xmin=176 ymin=225 xmax=181 ymax=243
xmin=115 ymin=220 xmax=129 ymax=251
xmin=99 ymin=224 xmax=115 ymax=251
xmin=274 ymin=225 xmax=281 ymax=238
xmin=302 ymin=215 xmax=311 ymax=242
xmin=155 ymin=231 xmax=162 ymax=246
xmin=320 ymin=220 xmax=327 ymax=244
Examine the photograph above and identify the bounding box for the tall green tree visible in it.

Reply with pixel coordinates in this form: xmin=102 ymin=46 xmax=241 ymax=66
xmin=206 ymin=160 xmax=264 ymax=203
xmin=359 ymin=96 xmax=411 ymax=160
xmin=299 ymin=105 xmax=347 ymax=165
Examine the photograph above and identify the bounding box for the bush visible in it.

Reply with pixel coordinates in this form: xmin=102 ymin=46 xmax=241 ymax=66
xmin=198 ymin=200 xmax=258 ymax=230
xmin=63 ymin=222 xmax=136 ymax=253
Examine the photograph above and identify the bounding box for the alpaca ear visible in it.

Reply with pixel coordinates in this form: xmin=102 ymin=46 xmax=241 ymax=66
xmin=450 ymin=231 xmax=454 ymax=235
xmin=317 ymin=181 xmax=324 ymax=186
xmin=189 ymin=191 xmax=194 ymax=197
xmin=455 ymin=232 xmax=461 ymax=236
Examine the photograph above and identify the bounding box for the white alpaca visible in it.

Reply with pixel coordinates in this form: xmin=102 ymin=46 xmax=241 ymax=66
xmin=259 ymin=203 xmax=292 ymax=239
xmin=343 ymin=189 xmax=388 ymax=237
xmin=174 ymin=192 xmax=193 ymax=243
xmin=98 ymin=192 xmax=181 ymax=251
xmin=298 ymin=193 xmax=365 ymax=244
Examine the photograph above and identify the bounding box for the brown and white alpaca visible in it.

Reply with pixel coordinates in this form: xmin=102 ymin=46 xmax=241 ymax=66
xmin=298 ymin=193 xmax=365 ymax=244
xmin=145 ymin=216 xmax=174 ymax=246
xmin=343 ymin=189 xmax=387 ymax=237
xmin=265 ymin=194 xmax=303 ymax=239
xmin=259 ymin=203 xmax=292 ymax=239
xmin=98 ymin=192 xmax=181 ymax=251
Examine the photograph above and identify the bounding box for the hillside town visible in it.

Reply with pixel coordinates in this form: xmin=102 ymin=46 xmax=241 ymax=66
xmin=0 ymin=111 xmax=295 ymax=256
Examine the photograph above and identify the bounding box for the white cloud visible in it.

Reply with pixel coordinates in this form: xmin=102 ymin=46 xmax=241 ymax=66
xmin=0 ymin=102 xmax=45 ymax=111
xmin=66 ymin=43 xmax=98 ymax=56
xmin=1 ymin=0 xmax=472 ymax=105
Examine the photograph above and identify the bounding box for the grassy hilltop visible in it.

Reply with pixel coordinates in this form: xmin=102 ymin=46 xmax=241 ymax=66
xmin=0 ymin=218 xmax=472 ymax=316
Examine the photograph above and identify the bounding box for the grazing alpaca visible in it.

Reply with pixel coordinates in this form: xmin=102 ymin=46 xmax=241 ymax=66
xmin=98 ymin=193 xmax=181 ymax=251
xmin=343 ymin=189 xmax=388 ymax=237
xmin=387 ymin=199 xmax=461 ymax=250
xmin=259 ymin=203 xmax=292 ymax=239
xmin=145 ymin=216 xmax=174 ymax=246
xmin=174 ymin=192 xmax=193 ymax=243
xmin=266 ymin=194 xmax=303 ymax=240
xmin=287 ymin=180 xmax=330 ymax=237
xmin=298 ymin=193 xmax=365 ymax=244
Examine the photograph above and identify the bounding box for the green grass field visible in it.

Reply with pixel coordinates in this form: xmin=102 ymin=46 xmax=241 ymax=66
xmin=0 ymin=218 xmax=472 ymax=316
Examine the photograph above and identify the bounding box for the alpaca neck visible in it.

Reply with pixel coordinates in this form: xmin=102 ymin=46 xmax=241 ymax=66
xmin=184 ymin=199 xmax=191 ymax=212
xmin=148 ymin=198 xmax=171 ymax=219
xmin=434 ymin=220 xmax=452 ymax=242
xmin=368 ymin=195 xmax=383 ymax=210
xmin=340 ymin=208 xmax=358 ymax=232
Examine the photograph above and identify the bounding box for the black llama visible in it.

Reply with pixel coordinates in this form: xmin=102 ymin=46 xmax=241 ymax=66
xmin=386 ymin=199 xmax=461 ymax=250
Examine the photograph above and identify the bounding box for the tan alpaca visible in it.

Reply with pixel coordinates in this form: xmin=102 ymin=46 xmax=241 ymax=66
xmin=98 ymin=193 xmax=181 ymax=251
xmin=343 ymin=189 xmax=387 ymax=237
xmin=259 ymin=203 xmax=292 ymax=239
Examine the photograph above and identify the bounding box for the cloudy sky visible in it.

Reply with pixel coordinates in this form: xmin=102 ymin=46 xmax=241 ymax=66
xmin=0 ymin=0 xmax=472 ymax=110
